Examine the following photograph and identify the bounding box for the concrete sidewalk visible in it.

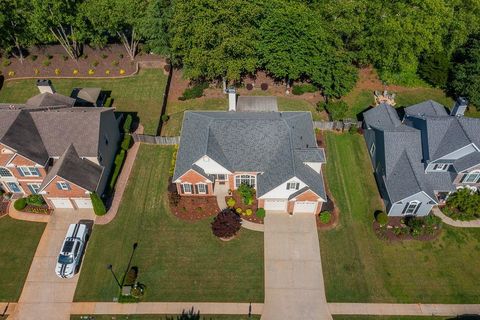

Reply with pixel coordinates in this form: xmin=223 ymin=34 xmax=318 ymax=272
xmin=432 ymin=207 xmax=480 ymax=228
xmin=329 ymin=303 xmax=480 ymax=316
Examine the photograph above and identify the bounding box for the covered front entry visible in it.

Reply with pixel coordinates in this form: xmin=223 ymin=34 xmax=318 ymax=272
xmin=264 ymin=199 xmax=287 ymax=211
xmin=49 ymin=198 xmax=74 ymax=209
xmin=293 ymin=201 xmax=318 ymax=214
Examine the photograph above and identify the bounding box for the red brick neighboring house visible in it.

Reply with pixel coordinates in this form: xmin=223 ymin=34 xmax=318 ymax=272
xmin=0 ymin=86 xmax=120 ymax=209
xmin=173 ymin=111 xmax=326 ymax=215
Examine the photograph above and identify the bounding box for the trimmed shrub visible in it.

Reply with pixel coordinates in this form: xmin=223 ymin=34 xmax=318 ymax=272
xmin=180 ymin=83 xmax=208 ymax=100
xmin=45 ymin=54 xmax=53 ymax=60
xmin=443 ymin=188 xmax=480 ymax=220
xmin=119 ymin=69 xmax=126 ymax=75
xmin=105 ymin=69 xmax=110 ymax=75
xmin=88 ymin=69 xmax=95 ymax=75
xmin=42 ymin=59 xmax=51 ymax=67
xmin=123 ymin=114 xmax=133 ymax=133
xmin=101 ymin=53 xmax=108 ymax=59
xmin=121 ymin=134 xmax=132 ymax=150
xmin=260 ymin=83 xmax=268 ymax=91
xmin=54 ymin=68 xmax=61 ymax=75
xmin=14 ymin=198 xmax=27 ymax=211
xmin=245 ymin=209 xmax=253 ymax=216
xmin=30 ymin=55 xmax=38 ymax=61
xmin=226 ymin=197 xmax=236 ymax=208
xmin=2 ymin=59 xmax=11 ymax=67
xmin=73 ymin=69 xmax=79 ymax=75
xmin=26 ymin=194 xmax=45 ymax=207
xmin=292 ymin=83 xmax=317 ymax=95
xmin=321 ymin=101 xmax=349 ymax=121
xmin=161 ymin=114 xmax=170 ymax=123
xmin=211 ymin=208 xmax=242 ymax=238
xmin=375 ymin=211 xmax=388 ymax=226
xmin=62 ymin=55 xmax=68 ymax=61
xmin=104 ymin=97 xmax=113 ymax=108
xmin=256 ymin=208 xmax=266 ymax=219
xmin=109 ymin=150 xmax=126 ymax=190
xmin=246 ymin=83 xmax=253 ymax=90
xmin=90 ymin=192 xmax=106 ymax=216
xmin=236 ymin=207 xmax=243 ymax=214
xmin=319 ymin=211 xmax=332 ymax=224
xmin=237 ymin=183 xmax=254 ymax=205
xmin=92 ymin=60 xmax=99 ymax=67
xmin=111 ymin=60 xmax=119 ymax=67
xmin=169 ymin=145 xmax=178 ymax=177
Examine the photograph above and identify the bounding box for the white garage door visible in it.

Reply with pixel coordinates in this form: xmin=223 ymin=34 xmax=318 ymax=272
xmin=293 ymin=201 xmax=317 ymax=213
xmin=50 ymin=198 xmax=74 ymax=209
xmin=264 ymin=200 xmax=287 ymax=211
xmin=73 ymin=198 xmax=93 ymax=209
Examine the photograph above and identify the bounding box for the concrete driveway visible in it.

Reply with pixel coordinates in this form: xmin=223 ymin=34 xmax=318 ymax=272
xmin=261 ymin=212 xmax=332 ymax=320
xmin=11 ymin=209 xmax=95 ymax=320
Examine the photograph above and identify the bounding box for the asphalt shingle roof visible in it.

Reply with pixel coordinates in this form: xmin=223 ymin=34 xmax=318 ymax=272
xmin=405 ymin=100 xmax=448 ymax=117
xmin=453 ymin=152 xmax=480 ymax=172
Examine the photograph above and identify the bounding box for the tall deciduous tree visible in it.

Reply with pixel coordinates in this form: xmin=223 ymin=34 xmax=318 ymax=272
xmin=170 ymin=0 xmax=262 ymax=81
xmin=0 ymin=0 xmax=34 ymax=63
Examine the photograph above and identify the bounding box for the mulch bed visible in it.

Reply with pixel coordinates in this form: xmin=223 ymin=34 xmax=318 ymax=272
xmin=22 ymin=204 xmax=52 ymax=215
xmin=0 ymin=44 xmax=165 ymax=79
xmin=373 ymin=217 xmax=442 ymax=242
xmin=169 ymin=192 xmax=219 ymax=221
xmin=0 ymin=200 xmax=9 ymax=217
xmin=226 ymin=190 xmax=264 ymax=224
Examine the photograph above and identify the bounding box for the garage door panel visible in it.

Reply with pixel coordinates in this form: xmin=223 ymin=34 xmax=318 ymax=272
xmin=264 ymin=200 xmax=287 ymax=211
xmin=293 ymin=201 xmax=317 ymax=213
xmin=50 ymin=198 xmax=73 ymax=209
xmin=73 ymin=198 xmax=93 ymax=209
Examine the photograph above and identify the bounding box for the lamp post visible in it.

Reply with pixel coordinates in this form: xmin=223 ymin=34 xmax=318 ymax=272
xmin=121 ymin=242 xmax=138 ymax=286
xmin=106 ymin=264 xmax=121 ymax=289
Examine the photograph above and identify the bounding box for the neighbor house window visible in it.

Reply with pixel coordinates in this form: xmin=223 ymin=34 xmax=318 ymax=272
xmin=18 ymin=166 xmax=40 ymax=177
xmin=56 ymin=181 xmax=71 ymax=191
xmin=286 ymin=182 xmax=300 ymax=190
xmin=6 ymin=182 xmax=21 ymax=193
xmin=0 ymin=167 xmax=12 ymax=177
xmin=235 ymin=174 xmax=256 ymax=188
xmin=370 ymin=143 xmax=376 ymax=156
xmin=432 ymin=163 xmax=450 ymax=171
xmin=403 ymin=201 xmax=420 ymax=215
xmin=27 ymin=183 xmax=41 ymax=194
xmin=462 ymin=171 xmax=480 ymax=183
xmin=182 ymin=183 xmax=192 ymax=194
xmin=197 ymin=183 xmax=207 ymax=194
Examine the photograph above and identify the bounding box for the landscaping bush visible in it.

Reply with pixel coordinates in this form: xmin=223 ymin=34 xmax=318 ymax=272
xmin=54 ymin=68 xmax=61 ymax=75
xmin=161 ymin=114 xmax=170 ymax=123
xmin=236 ymin=207 xmax=243 ymax=214
xmin=90 ymin=192 xmax=106 ymax=216
xmin=179 ymin=83 xmax=208 ymax=100
xmin=112 ymin=60 xmax=119 ymax=67
xmin=245 ymin=209 xmax=253 ymax=216
xmin=101 ymin=53 xmax=108 ymax=59
xmin=26 ymin=194 xmax=45 ymax=207
xmin=45 ymin=54 xmax=53 ymax=60
xmin=237 ymin=183 xmax=254 ymax=205
xmin=260 ymin=83 xmax=268 ymax=91
xmin=211 ymin=208 xmax=242 ymax=239
xmin=375 ymin=211 xmax=388 ymax=226
xmin=319 ymin=211 xmax=332 ymax=224
xmin=121 ymin=134 xmax=132 ymax=151
xmin=256 ymin=208 xmax=265 ymax=219
xmin=292 ymin=83 xmax=317 ymax=95
xmin=123 ymin=114 xmax=133 ymax=133
xmin=246 ymin=83 xmax=253 ymax=90
xmin=88 ymin=69 xmax=95 ymax=75
xmin=92 ymin=60 xmax=99 ymax=67
xmin=443 ymin=188 xmax=480 ymax=220
xmin=169 ymin=145 xmax=178 ymax=177
xmin=30 ymin=55 xmax=38 ymax=61
xmin=62 ymin=55 xmax=68 ymax=61
xmin=226 ymin=197 xmax=236 ymax=208
xmin=119 ymin=53 xmax=124 ymax=59
xmin=2 ymin=59 xmax=11 ymax=67
xmin=14 ymin=198 xmax=27 ymax=211
xmin=109 ymin=150 xmax=126 ymax=190
xmin=104 ymin=97 xmax=113 ymax=108
xmin=42 ymin=59 xmax=51 ymax=67
xmin=321 ymin=100 xmax=349 ymax=121
xmin=404 ymin=216 xmax=424 ymax=237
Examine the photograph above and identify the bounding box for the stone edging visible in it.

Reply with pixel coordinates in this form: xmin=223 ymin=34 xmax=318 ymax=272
xmin=241 ymin=218 xmax=264 ymax=232
xmin=8 ymin=202 xmax=50 ymax=223
xmin=432 ymin=207 xmax=480 ymax=228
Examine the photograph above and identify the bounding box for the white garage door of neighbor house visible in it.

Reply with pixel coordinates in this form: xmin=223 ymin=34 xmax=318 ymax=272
xmin=50 ymin=198 xmax=74 ymax=209
xmin=73 ymin=198 xmax=93 ymax=209
xmin=264 ymin=200 xmax=287 ymax=211
xmin=293 ymin=201 xmax=317 ymax=213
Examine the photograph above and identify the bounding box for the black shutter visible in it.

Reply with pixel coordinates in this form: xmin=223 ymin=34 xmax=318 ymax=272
xmin=402 ymin=203 xmax=409 ymax=214
xmin=194 ymin=185 xmax=198 ymax=194
xmin=286 ymin=183 xmax=290 ymax=190
xmin=180 ymin=184 xmax=184 ymax=194
xmin=413 ymin=202 xmax=421 ymax=215
xmin=296 ymin=183 xmax=300 ymax=190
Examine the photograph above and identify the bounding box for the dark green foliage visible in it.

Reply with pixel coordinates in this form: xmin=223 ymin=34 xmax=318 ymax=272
xmin=92 ymin=60 xmax=99 ymax=67
xmin=121 ymin=134 xmax=132 ymax=151
xmin=256 ymin=208 xmax=265 ymax=219
xmin=104 ymin=97 xmax=113 ymax=108
xmin=375 ymin=211 xmax=388 ymax=226
xmin=26 ymin=194 xmax=45 ymax=207
xmin=319 ymin=211 xmax=332 ymax=224
xmin=321 ymin=100 xmax=349 ymax=121
xmin=292 ymin=84 xmax=317 ymax=95
xmin=211 ymin=208 xmax=242 ymax=238
xmin=62 ymin=55 xmax=68 ymax=61
xmin=101 ymin=53 xmax=108 ymax=59
xmin=179 ymin=83 xmax=208 ymax=100
xmin=237 ymin=184 xmax=254 ymax=205
xmin=30 ymin=55 xmax=38 ymax=61
xmin=42 ymin=59 xmax=51 ymax=67
xmin=418 ymin=52 xmax=451 ymax=88
xmin=404 ymin=216 xmax=424 ymax=237
xmin=90 ymin=192 xmax=106 ymax=216
xmin=449 ymin=36 xmax=480 ymax=109
xmin=109 ymin=149 xmax=126 ymax=190
xmin=161 ymin=114 xmax=170 ymax=122
xmin=14 ymin=198 xmax=26 ymax=211
xmin=443 ymin=188 xmax=480 ymax=220
xmin=2 ymin=59 xmax=11 ymax=67
xmin=123 ymin=114 xmax=133 ymax=133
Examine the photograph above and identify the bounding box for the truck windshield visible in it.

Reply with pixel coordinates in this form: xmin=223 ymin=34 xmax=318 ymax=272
xmin=58 ymin=254 xmax=73 ymax=264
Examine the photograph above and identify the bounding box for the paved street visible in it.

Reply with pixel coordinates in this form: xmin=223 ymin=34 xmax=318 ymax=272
xmin=261 ymin=212 xmax=332 ymax=320
xmin=11 ymin=209 xmax=95 ymax=320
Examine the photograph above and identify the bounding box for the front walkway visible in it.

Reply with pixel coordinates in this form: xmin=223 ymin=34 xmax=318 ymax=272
xmin=11 ymin=208 xmax=95 ymax=320
xmin=432 ymin=207 xmax=480 ymax=228
xmin=262 ymin=212 xmax=331 ymax=320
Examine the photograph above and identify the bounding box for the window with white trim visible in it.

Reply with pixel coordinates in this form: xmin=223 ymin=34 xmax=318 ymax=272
xmin=286 ymin=182 xmax=300 ymax=190
xmin=403 ymin=201 xmax=420 ymax=215
xmin=235 ymin=174 xmax=256 ymax=188
xmin=27 ymin=183 xmax=41 ymax=194
xmin=182 ymin=183 xmax=192 ymax=194
xmin=0 ymin=167 xmax=12 ymax=177
xmin=6 ymin=182 xmax=21 ymax=193
xmin=197 ymin=183 xmax=207 ymax=194
xmin=432 ymin=163 xmax=450 ymax=171
xmin=56 ymin=181 xmax=70 ymax=191
xmin=462 ymin=171 xmax=480 ymax=183
xmin=19 ymin=166 xmax=40 ymax=177
xmin=370 ymin=143 xmax=376 ymax=156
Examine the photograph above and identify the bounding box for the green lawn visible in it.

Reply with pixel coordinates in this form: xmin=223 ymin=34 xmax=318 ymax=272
xmin=0 ymin=69 xmax=168 ymax=135
xmin=333 ymin=317 xmax=452 ymax=320
xmin=71 ymin=315 xmax=260 ymax=320
xmin=319 ymin=132 xmax=480 ymax=303
xmin=277 ymin=97 xmax=324 ymax=120
xmin=162 ymin=98 xmax=227 ymax=136
xmin=74 ymin=145 xmax=264 ymax=302
xmin=0 ymin=217 xmax=45 ymax=301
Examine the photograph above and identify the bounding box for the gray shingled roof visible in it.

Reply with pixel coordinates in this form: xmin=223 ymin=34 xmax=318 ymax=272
xmin=174 ymin=111 xmax=326 ymax=199
xmin=405 ymin=100 xmax=448 ymax=117
xmin=453 ymin=152 xmax=480 ymax=172
xmin=363 ymin=103 xmax=402 ymax=130
xmin=26 ymin=92 xmax=75 ymax=108
xmin=236 ymin=96 xmax=278 ymax=112
xmin=40 ymin=144 xmax=102 ymax=192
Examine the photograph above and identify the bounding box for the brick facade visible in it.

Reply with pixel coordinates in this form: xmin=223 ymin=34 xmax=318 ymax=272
xmin=176 ymin=169 xmax=213 ymax=196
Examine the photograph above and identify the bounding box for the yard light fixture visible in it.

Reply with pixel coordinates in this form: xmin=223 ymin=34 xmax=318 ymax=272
xmin=121 ymin=242 xmax=139 ymax=286
xmin=106 ymin=264 xmax=122 ymax=289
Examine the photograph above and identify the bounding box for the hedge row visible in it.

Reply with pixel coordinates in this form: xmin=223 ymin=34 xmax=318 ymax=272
xmin=90 ymin=192 xmax=106 ymax=216
xmin=109 ymin=149 xmax=126 ymax=191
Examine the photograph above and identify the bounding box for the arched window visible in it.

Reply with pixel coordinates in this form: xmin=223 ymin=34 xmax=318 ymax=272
xmin=0 ymin=167 xmax=13 ymax=177
xmin=403 ymin=201 xmax=420 ymax=215
xmin=235 ymin=174 xmax=256 ymax=188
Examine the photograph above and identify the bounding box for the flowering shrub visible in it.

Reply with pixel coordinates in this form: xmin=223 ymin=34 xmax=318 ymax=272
xmin=73 ymin=69 xmax=79 ymax=75
xmin=105 ymin=69 xmax=110 ymax=75
xmin=54 ymin=68 xmax=61 ymax=75
xmin=8 ymin=71 xmax=15 ymax=77
xmin=119 ymin=69 xmax=126 ymax=75
xmin=88 ymin=69 xmax=95 ymax=75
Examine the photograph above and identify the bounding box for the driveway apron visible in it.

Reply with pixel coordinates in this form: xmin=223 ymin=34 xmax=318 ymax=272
xmin=11 ymin=209 xmax=95 ymax=320
xmin=261 ymin=212 xmax=332 ymax=320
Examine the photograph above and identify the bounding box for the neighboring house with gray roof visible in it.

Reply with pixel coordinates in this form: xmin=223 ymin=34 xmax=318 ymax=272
xmin=173 ymin=110 xmax=327 ymax=215
xmin=364 ymin=99 xmax=480 ymax=216
xmin=0 ymin=88 xmax=120 ymax=210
